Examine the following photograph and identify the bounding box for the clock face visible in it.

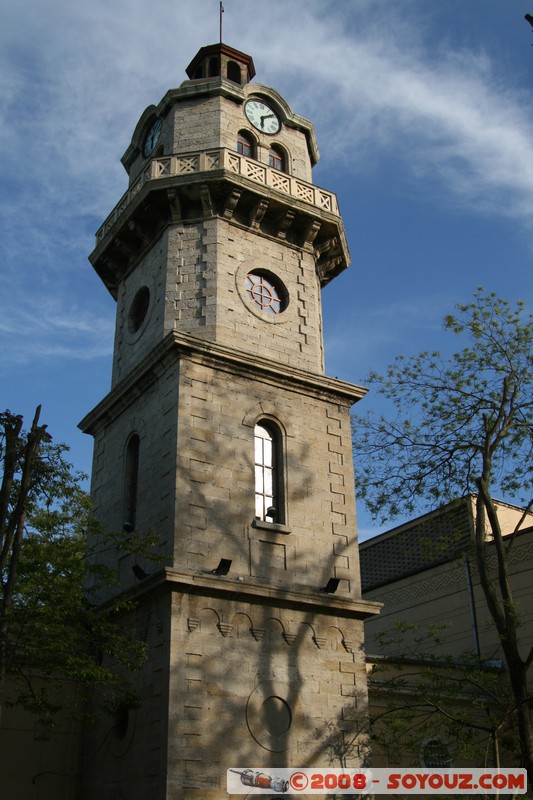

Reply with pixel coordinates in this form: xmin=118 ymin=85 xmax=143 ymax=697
xmin=142 ymin=118 xmax=162 ymax=158
xmin=244 ymin=99 xmax=280 ymax=135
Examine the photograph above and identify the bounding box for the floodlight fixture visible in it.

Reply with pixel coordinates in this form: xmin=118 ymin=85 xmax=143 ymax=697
xmin=320 ymin=577 xmax=340 ymax=594
xmin=212 ymin=558 xmax=232 ymax=576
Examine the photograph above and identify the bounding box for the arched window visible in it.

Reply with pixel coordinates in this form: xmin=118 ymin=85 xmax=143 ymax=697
xmin=208 ymin=56 xmax=219 ymax=77
xmin=254 ymin=422 xmax=283 ymax=523
xmin=237 ymin=130 xmax=255 ymax=158
xmin=123 ymin=434 xmax=140 ymax=529
xmin=227 ymin=60 xmax=241 ymax=84
xmin=420 ymin=737 xmax=453 ymax=768
xmin=268 ymin=145 xmax=286 ymax=172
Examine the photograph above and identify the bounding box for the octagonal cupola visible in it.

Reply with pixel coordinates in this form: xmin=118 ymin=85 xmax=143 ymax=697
xmin=185 ymin=42 xmax=255 ymax=85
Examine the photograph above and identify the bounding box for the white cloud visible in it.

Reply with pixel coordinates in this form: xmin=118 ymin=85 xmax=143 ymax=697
xmin=1 ymin=0 xmax=532 ymax=371
xmin=4 ymin=1 xmax=533 ymax=220
xmin=0 ymin=295 xmax=114 ymax=366
xmin=269 ymin=8 xmax=533 ymax=220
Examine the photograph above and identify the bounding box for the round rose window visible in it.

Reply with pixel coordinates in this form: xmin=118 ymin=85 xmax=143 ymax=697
xmin=260 ymin=696 xmax=292 ymax=736
xmin=245 ymin=272 xmax=286 ymax=315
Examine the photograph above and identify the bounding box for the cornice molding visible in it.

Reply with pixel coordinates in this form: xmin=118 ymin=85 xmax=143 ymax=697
xmin=114 ymin=565 xmax=382 ymax=621
xmin=78 ymin=330 xmax=367 ymax=435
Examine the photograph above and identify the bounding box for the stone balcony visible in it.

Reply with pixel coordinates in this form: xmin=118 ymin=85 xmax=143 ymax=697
xmin=90 ymin=147 xmax=350 ymax=297
xmin=95 ymin=148 xmax=340 ymax=246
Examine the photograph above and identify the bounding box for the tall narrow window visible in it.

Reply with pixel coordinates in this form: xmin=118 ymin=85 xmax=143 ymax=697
xmin=237 ymin=130 xmax=254 ymax=158
xmin=254 ymin=423 xmax=281 ymax=522
xmin=227 ymin=60 xmax=241 ymax=84
xmin=123 ymin=434 xmax=140 ymax=529
xmin=268 ymin=145 xmax=285 ymax=172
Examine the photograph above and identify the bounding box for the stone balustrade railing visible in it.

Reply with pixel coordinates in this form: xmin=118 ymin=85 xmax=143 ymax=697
xmin=95 ymin=148 xmax=339 ymax=244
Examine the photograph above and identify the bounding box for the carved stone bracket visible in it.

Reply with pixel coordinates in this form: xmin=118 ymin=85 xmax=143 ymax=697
xmin=128 ymin=219 xmax=150 ymax=248
xmin=315 ymin=236 xmax=338 ymax=258
xmin=99 ymin=257 xmax=122 ymax=290
xmin=187 ymin=617 xmax=200 ymax=632
xmin=222 ymin=188 xmax=242 ymax=220
xmin=250 ymin=627 xmax=265 ymax=641
xmin=342 ymin=639 xmax=353 ymax=653
xmin=249 ymin=198 xmax=269 ymax=230
xmin=166 ymin=188 xmax=182 ymax=223
xmin=200 ymin=184 xmax=214 ymax=217
xmin=313 ymin=636 xmax=326 ymax=649
xmin=277 ymin=209 xmax=295 ymax=240
xmin=113 ymin=236 xmax=135 ymax=261
xmin=303 ymin=219 xmax=321 ymax=248
xmin=318 ymin=255 xmax=343 ymax=283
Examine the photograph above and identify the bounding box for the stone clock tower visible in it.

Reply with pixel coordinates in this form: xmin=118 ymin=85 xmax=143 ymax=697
xmin=79 ymin=42 xmax=380 ymax=800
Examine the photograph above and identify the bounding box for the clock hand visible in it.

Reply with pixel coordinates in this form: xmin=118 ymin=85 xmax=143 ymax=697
xmin=260 ymin=113 xmax=275 ymax=128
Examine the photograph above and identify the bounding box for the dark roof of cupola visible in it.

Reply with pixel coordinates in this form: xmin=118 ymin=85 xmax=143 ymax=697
xmin=185 ymin=42 xmax=256 ymax=85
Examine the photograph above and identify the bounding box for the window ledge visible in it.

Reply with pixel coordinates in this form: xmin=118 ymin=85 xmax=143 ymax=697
xmin=252 ymin=518 xmax=291 ymax=535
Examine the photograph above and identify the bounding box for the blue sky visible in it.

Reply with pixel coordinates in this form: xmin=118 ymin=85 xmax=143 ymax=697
xmin=1 ymin=0 xmax=532 ymax=539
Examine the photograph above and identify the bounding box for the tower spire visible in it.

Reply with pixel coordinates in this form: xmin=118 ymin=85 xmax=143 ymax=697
xmin=219 ymin=2 xmax=224 ymax=43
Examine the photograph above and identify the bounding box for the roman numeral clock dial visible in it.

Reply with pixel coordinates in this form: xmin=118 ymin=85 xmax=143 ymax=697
xmin=244 ymin=99 xmax=280 ymax=134
xmin=142 ymin=118 xmax=162 ymax=158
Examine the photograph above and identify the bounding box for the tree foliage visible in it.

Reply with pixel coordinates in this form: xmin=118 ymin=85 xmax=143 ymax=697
xmin=0 ymin=407 xmax=153 ymax=727
xmin=353 ymin=289 xmax=532 ymax=521
xmin=352 ymin=289 xmax=533 ymax=781
xmin=369 ymin=623 xmax=517 ymax=771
